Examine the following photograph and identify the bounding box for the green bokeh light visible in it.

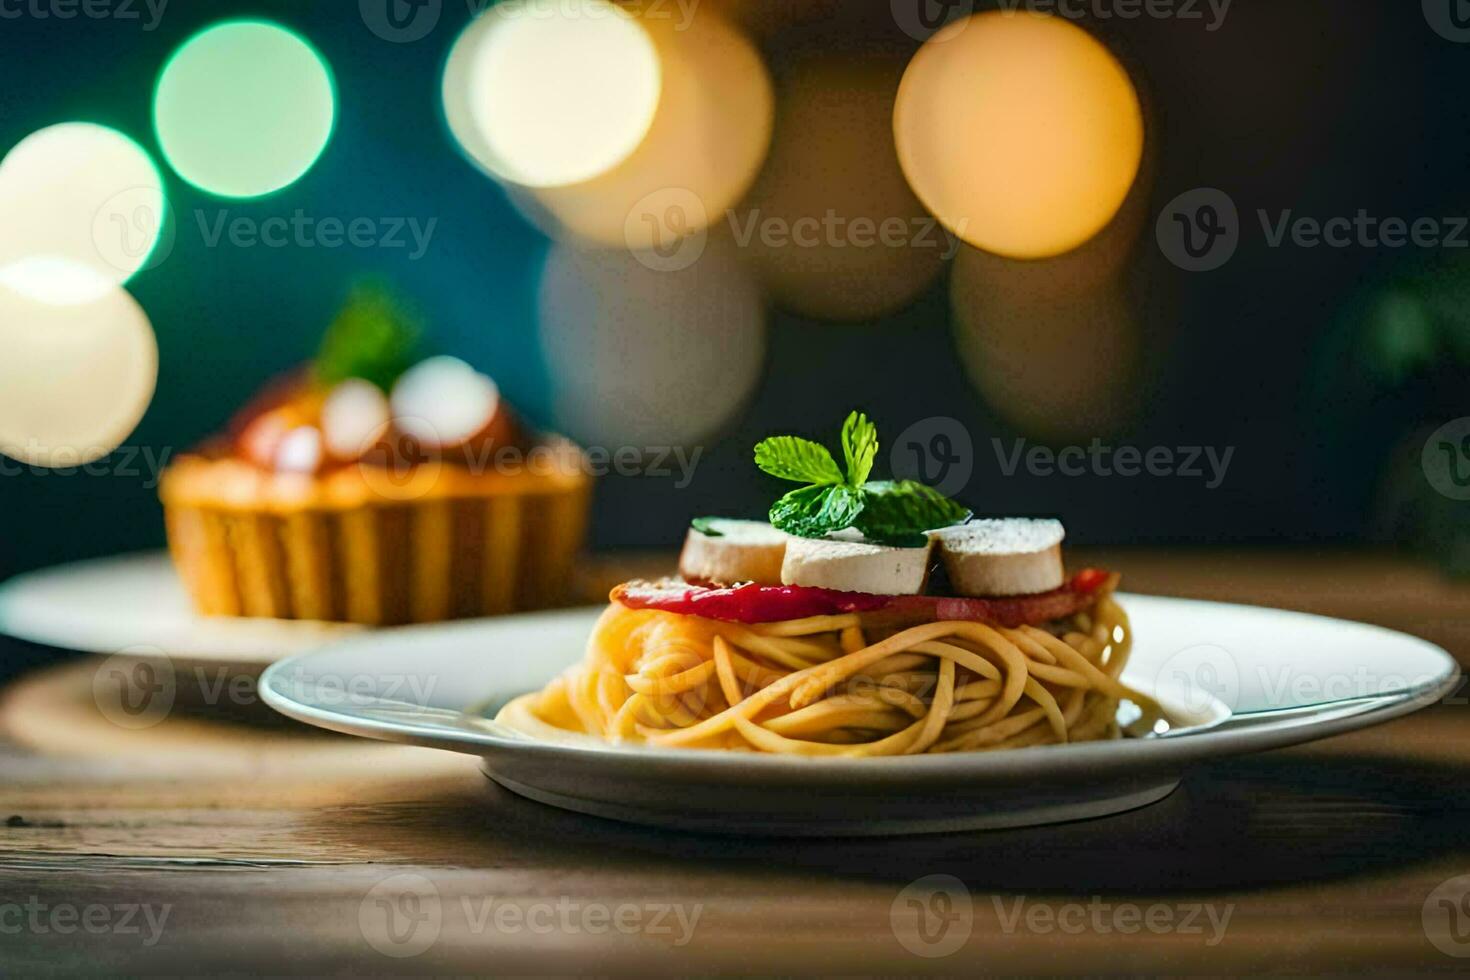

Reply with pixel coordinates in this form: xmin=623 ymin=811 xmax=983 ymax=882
xmin=153 ymin=19 xmax=337 ymax=199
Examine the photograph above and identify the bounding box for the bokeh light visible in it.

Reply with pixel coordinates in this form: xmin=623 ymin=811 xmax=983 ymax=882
xmin=951 ymin=245 xmax=1139 ymax=440
xmin=531 ymin=7 xmax=772 ymax=249
xmin=154 ymin=20 xmax=336 ymax=198
xmin=739 ymin=53 xmax=947 ymax=322
xmin=953 ymin=160 xmax=1153 ymax=298
xmin=538 ymin=238 xmax=765 ymax=448
xmin=448 ymin=3 xmax=773 ymax=250
xmin=443 ymin=0 xmax=662 ymax=189
xmin=0 ymin=275 xmax=158 ymax=466
xmin=0 ymin=122 xmax=167 ymax=304
xmin=894 ymin=12 xmax=1144 ymax=259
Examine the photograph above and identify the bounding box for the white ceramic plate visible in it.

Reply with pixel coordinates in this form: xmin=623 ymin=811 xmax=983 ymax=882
xmin=259 ymin=596 xmax=1459 ymax=836
xmin=0 ymin=552 xmax=359 ymax=670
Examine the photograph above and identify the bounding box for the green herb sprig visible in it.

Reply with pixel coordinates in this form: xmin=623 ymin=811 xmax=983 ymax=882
xmin=314 ymin=279 xmax=423 ymax=392
xmin=753 ymin=411 xmax=970 ymax=546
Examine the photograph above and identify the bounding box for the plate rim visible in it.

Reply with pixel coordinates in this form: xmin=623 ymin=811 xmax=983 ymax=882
xmin=258 ymin=594 xmax=1462 ymax=783
xmin=0 ymin=550 xmax=360 ymax=665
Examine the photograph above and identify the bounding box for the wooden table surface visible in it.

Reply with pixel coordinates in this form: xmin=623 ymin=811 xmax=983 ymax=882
xmin=3 ymin=549 xmax=1470 ymax=975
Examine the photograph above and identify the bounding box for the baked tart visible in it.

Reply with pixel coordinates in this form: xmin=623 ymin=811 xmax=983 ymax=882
xmin=159 ymin=284 xmax=592 ymax=624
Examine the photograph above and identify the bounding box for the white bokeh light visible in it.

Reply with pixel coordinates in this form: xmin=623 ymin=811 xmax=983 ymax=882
xmin=443 ymin=0 xmax=662 ymax=189
xmin=0 ymin=275 xmax=159 ymax=467
xmin=0 ymin=122 xmax=167 ymax=305
xmin=538 ymin=238 xmax=765 ymax=449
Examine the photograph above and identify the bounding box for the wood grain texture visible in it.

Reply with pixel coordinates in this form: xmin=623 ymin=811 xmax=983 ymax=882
xmin=2 ymin=551 xmax=1469 ymax=975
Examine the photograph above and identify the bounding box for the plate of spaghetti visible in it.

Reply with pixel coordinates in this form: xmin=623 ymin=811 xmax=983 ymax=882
xmin=260 ymin=413 xmax=1458 ymax=835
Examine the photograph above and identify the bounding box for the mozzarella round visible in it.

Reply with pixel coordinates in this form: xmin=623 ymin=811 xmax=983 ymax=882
xmin=930 ymin=519 xmax=1065 ymax=597
xmin=679 ymin=519 xmax=787 ymax=586
xmin=780 ymin=535 xmax=933 ymax=595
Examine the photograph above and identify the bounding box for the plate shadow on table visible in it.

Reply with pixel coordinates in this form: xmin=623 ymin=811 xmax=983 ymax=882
xmin=0 ymin=636 xmax=339 ymax=735
xmin=302 ymin=714 xmax=1470 ymax=897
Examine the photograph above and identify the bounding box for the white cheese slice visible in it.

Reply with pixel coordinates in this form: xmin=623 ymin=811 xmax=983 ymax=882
xmin=678 ymin=519 xmax=788 ymax=585
xmin=929 ymin=518 xmax=1065 ymax=596
xmin=780 ymin=534 xmax=933 ymax=595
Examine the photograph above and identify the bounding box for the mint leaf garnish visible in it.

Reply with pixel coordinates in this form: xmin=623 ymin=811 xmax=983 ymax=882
xmin=754 ymin=436 xmax=844 ymax=485
xmin=314 ymin=279 xmax=423 ymax=391
xmin=769 ymin=484 xmax=864 ymax=538
xmin=690 ymin=516 xmax=724 ymax=537
xmin=855 ymin=480 xmax=972 ymax=546
xmin=841 ymin=410 xmax=878 ymax=486
xmin=755 ymin=411 xmax=969 ymax=543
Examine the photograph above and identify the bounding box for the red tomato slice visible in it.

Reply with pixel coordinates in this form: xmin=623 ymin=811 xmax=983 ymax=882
xmin=611 ymin=570 xmax=1115 ymax=628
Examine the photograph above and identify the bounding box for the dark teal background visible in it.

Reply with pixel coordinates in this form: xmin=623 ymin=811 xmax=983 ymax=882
xmin=3 ymin=0 xmax=1470 ymax=585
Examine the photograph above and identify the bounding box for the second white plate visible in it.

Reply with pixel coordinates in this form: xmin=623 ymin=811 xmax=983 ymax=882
xmin=0 ymin=552 xmax=359 ymax=669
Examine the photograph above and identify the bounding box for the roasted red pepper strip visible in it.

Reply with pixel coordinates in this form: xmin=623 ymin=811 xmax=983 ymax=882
xmin=611 ymin=569 xmax=1115 ymax=628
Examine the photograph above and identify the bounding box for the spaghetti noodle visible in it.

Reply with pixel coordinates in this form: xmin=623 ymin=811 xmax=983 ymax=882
xmin=497 ymin=586 xmax=1160 ymax=755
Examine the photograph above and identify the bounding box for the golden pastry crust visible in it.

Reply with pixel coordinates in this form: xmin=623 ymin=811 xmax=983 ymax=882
xmin=159 ymin=437 xmax=592 ymax=625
